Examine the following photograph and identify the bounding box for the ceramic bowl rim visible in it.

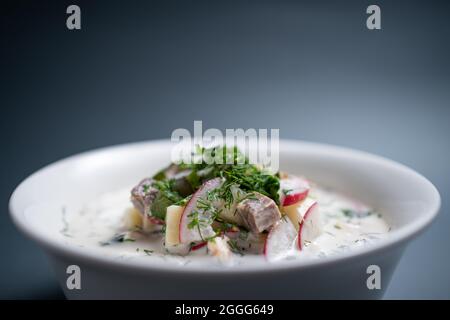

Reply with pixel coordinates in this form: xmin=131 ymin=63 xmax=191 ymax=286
xmin=9 ymin=139 xmax=441 ymax=275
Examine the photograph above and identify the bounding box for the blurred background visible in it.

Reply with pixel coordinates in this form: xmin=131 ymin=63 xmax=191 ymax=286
xmin=1 ymin=0 xmax=449 ymax=299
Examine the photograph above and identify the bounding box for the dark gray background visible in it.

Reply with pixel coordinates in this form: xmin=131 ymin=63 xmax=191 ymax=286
xmin=1 ymin=0 xmax=449 ymax=299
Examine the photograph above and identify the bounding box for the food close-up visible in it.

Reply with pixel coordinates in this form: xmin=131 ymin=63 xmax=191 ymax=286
xmin=2 ymin=0 xmax=449 ymax=308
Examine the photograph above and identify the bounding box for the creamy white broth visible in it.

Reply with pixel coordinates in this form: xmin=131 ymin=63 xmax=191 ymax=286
xmin=62 ymin=183 xmax=390 ymax=266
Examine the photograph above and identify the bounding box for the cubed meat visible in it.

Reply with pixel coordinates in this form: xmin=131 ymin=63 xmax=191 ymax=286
xmin=237 ymin=192 xmax=281 ymax=233
xmin=130 ymin=178 xmax=159 ymax=215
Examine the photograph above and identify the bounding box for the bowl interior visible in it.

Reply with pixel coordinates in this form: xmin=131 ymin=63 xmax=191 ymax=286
xmin=9 ymin=140 xmax=440 ymax=271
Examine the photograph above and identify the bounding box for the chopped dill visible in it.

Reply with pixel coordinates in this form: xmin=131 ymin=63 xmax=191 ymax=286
xmin=342 ymin=209 xmax=374 ymax=218
xmin=179 ymin=145 xmax=280 ymax=204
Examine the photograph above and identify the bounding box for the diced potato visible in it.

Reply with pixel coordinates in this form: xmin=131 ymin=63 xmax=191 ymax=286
xmin=123 ymin=207 xmax=143 ymax=230
xmin=165 ymin=205 xmax=185 ymax=247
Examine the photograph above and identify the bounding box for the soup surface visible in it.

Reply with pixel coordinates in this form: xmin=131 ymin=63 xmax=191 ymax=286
xmin=62 ymin=183 xmax=389 ymax=267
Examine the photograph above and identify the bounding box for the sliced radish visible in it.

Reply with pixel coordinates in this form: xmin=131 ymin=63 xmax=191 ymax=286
xmin=264 ymin=218 xmax=297 ymax=260
xmin=148 ymin=216 xmax=165 ymax=225
xmin=298 ymin=201 xmax=322 ymax=250
xmin=164 ymin=205 xmax=191 ymax=255
xmin=280 ymin=176 xmax=310 ymax=206
xmin=179 ymin=178 xmax=222 ymax=244
xmin=283 ymin=198 xmax=322 ymax=250
xmin=191 ymin=242 xmax=207 ymax=251
xmin=216 ymin=184 xmax=245 ymax=226
xmin=284 ymin=197 xmax=316 ymax=231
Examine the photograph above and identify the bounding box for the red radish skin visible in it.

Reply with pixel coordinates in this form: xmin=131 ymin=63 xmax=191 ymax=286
xmin=280 ymin=176 xmax=310 ymax=207
xmin=298 ymin=202 xmax=318 ymax=250
xmin=179 ymin=178 xmax=222 ymax=243
xmin=191 ymin=242 xmax=207 ymax=251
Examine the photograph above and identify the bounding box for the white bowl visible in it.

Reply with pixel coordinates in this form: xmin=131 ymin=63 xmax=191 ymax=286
xmin=9 ymin=140 xmax=440 ymax=299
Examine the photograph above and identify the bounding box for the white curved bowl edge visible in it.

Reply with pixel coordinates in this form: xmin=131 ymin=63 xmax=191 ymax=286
xmin=9 ymin=140 xmax=441 ymax=299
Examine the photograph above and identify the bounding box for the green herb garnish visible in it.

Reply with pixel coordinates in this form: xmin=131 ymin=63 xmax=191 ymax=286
xmin=180 ymin=146 xmax=280 ymax=204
